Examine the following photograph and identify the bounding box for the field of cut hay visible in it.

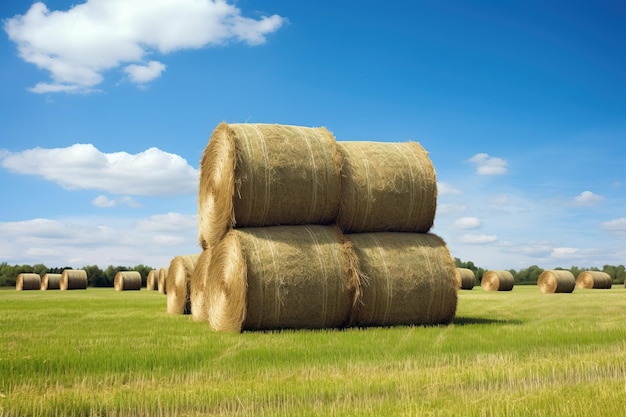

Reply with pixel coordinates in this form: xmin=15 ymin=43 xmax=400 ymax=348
xmin=1 ymin=286 xmax=625 ymax=416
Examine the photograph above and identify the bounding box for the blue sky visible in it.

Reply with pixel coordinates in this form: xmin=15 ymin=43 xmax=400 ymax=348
xmin=1 ymin=0 xmax=625 ymax=271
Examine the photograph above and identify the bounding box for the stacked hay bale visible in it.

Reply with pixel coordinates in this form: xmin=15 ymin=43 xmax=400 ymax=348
xmin=194 ymin=122 xmax=457 ymax=331
xmin=537 ymin=270 xmax=576 ymax=294
xmin=146 ymin=269 xmax=159 ymax=291
xmin=455 ymin=268 xmax=476 ymax=290
xmin=481 ymin=270 xmax=514 ymax=292
xmin=114 ymin=271 xmax=142 ymax=291
xmin=60 ymin=269 xmax=88 ymax=290
xmin=576 ymin=271 xmax=612 ymax=289
xmin=16 ymin=273 xmax=41 ymax=290
xmin=41 ymin=273 xmax=61 ymax=290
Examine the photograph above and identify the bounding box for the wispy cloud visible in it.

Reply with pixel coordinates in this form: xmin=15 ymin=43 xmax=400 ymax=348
xmin=460 ymin=233 xmax=498 ymax=244
xmin=601 ymin=217 xmax=626 ymax=231
xmin=438 ymin=181 xmax=462 ymax=195
xmin=468 ymin=153 xmax=508 ymax=175
xmin=453 ymin=217 xmax=481 ymax=229
xmin=573 ymin=191 xmax=603 ymax=206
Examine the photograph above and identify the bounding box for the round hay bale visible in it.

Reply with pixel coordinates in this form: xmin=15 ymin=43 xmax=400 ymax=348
xmin=455 ymin=268 xmax=476 ymax=290
xmin=481 ymin=270 xmax=514 ymax=291
xmin=336 ymin=141 xmax=437 ymax=233
xmin=206 ymin=225 xmax=360 ymax=332
xmin=190 ymin=248 xmax=212 ymax=322
xmin=158 ymin=267 xmax=167 ymax=294
xmin=41 ymin=273 xmax=61 ymax=290
xmin=349 ymin=233 xmax=457 ymax=327
xmin=114 ymin=271 xmax=142 ymax=291
xmin=16 ymin=273 xmax=41 ymax=290
xmin=146 ymin=269 xmax=158 ymax=291
xmin=537 ymin=270 xmax=575 ymax=293
xmin=576 ymin=271 xmax=612 ymax=289
xmin=166 ymin=254 xmax=201 ymax=314
xmin=60 ymin=269 xmax=88 ymax=290
xmin=198 ymin=122 xmax=342 ymax=249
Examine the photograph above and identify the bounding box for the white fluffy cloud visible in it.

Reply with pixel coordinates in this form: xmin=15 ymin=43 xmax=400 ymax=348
xmin=4 ymin=0 xmax=284 ymax=93
xmin=468 ymin=153 xmax=508 ymax=175
xmin=0 ymin=144 xmax=198 ymax=197
xmin=601 ymin=217 xmax=626 ymax=231
xmin=573 ymin=191 xmax=603 ymax=207
xmin=453 ymin=217 xmax=481 ymax=229
xmin=438 ymin=181 xmax=462 ymax=195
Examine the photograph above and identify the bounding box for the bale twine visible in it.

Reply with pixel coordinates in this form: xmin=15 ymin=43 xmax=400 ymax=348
xmin=576 ymin=271 xmax=612 ymax=289
xmin=336 ymin=141 xmax=437 ymax=233
xmin=206 ymin=225 xmax=360 ymax=332
xmin=16 ymin=273 xmax=41 ymax=290
xmin=41 ymin=273 xmax=61 ymax=290
xmin=455 ymin=268 xmax=476 ymax=290
xmin=198 ymin=122 xmax=342 ymax=249
xmin=114 ymin=271 xmax=142 ymax=291
xmin=166 ymin=254 xmax=201 ymax=314
xmin=60 ymin=269 xmax=88 ymax=290
xmin=146 ymin=269 xmax=158 ymax=291
xmin=349 ymin=233 xmax=457 ymax=327
xmin=481 ymin=270 xmax=514 ymax=291
xmin=158 ymin=268 xmax=167 ymax=294
xmin=537 ymin=270 xmax=575 ymax=294
xmin=190 ymin=248 xmax=212 ymax=322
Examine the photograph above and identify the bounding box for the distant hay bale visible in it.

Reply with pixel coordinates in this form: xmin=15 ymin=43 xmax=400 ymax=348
xmin=198 ymin=122 xmax=342 ymax=249
xmin=455 ymin=268 xmax=476 ymax=290
xmin=158 ymin=268 xmax=167 ymax=294
xmin=481 ymin=270 xmax=514 ymax=291
xmin=16 ymin=273 xmax=41 ymax=290
xmin=60 ymin=269 xmax=88 ymax=290
xmin=146 ymin=269 xmax=158 ymax=291
xmin=206 ymin=225 xmax=360 ymax=332
xmin=349 ymin=233 xmax=457 ymax=327
xmin=41 ymin=273 xmax=61 ymax=290
xmin=190 ymin=249 xmax=212 ymax=322
xmin=576 ymin=271 xmax=612 ymax=289
xmin=336 ymin=141 xmax=437 ymax=233
xmin=537 ymin=270 xmax=575 ymax=294
xmin=114 ymin=271 xmax=142 ymax=291
xmin=166 ymin=254 xmax=201 ymax=314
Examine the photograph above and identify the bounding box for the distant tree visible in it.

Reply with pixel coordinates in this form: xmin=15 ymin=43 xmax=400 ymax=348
xmin=82 ymin=264 xmax=105 ymax=287
xmin=514 ymin=265 xmax=544 ymax=284
xmin=133 ymin=264 xmax=153 ymax=286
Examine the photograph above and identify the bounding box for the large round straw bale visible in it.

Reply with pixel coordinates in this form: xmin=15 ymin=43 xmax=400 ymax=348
xmin=166 ymin=254 xmax=201 ymax=314
xmin=198 ymin=122 xmax=342 ymax=249
xmin=146 ymin=269 xmax=158 ymax=291
xmin=537 ymin=270 xmax=575 ymax=293
xmin=481 ymin=270 xmax=514 ymax=291
xmin=576 ymin=271 xmax=612 ymax=289
xmin=16 ymin=273 xmax=41 ymax=290
xmin=336 ymin=141 xmax=437 ymax=233
xmin=349 ymin=233 xmax=457 ymax=327
xmin=41 ymin=273 xmax=61 ymax=290
xmin=114 ymin=271 xmax=142 ymax=291
xmin=190 ymin=248 xmax=212 ymax=322
xmin=206 ymin=225 xmax=360 ymax=332
xmin=455 ymin=268 xmax=476 ymax=290
xmin=158 ymin=267 xmax=167 ymax=294
xmin=60 ymin=269 xmax=88 ymax=290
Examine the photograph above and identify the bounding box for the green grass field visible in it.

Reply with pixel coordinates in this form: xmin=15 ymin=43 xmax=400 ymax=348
xmin=1 ymin=286 xmax=625 ymax=416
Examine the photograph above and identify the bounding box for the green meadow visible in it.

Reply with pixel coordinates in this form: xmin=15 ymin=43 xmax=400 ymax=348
xmin=1 ymin=286 xmax=625 ymax=416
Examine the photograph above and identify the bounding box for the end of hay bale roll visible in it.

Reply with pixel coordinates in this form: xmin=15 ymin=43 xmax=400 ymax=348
xmin=158 ymin=267 xmax=167 ymax=294
xmin=575 ymin=271 xmax=612 ymax=289
xmin=481 ymin=270 xmax=514 ymax=292
xmin=537 ymin=270 xmax=575 ymax=294
xmin=146 ymin=269 xmax=159 ymax=291
xmin=16 ymin=273 xmax=41 ymax=291
xmin=60 ymin=269 xmax=88 ymax=290
xmin=455 ymin=268 xmax=476 ymax=290
xmin=166 ymin=254 xmax=201 ymax=314
xmin=114 ymin=271 xmax=142 ymax=291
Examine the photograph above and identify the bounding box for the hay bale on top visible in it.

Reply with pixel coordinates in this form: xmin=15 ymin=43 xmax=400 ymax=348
xmin=206 ymin=225 xmax=360 ymax=332
xmin=576 ymin=271 xmax=612 ymax=289
xmin=158 ymin=268 xmax=167 ymax=294
xmin=114 ymin=271 xmax=142 ymax=291
xmin=198 ymin=123 xmax=342 ymax=249
xmin=455 ymin=268 xmax=476 ymax=290
xmin=190 ymin=248 xmax=212 ymax=322
xmin=146 ymin=269 xmax=158 ymax=291
xmin=349 ymin=233 xmax=457 ymax=327
xmin=537 ymin=270 xmax=575 ymax=294
xmin=60 ymin=269 xmax=88 ymax=290
xmin=41 ymin=273 xmax=61 ymax=290
xmin=481 ymin=270 xmax=514 ymax=292
xmin=336 ymin=141 xmax=437 ymax=234
xmin=16 ymin=273 xmax=41 ymax=290
xmin=166 ymin=254 xmax=201 ymax=314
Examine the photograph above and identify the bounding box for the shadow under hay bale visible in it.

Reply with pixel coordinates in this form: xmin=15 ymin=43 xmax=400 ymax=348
xmin=481 ymin=270 xmax=514 ymax=292
xmin=190 ymin=248 xmax=212 ymax=322
xmin=349 ymin=233 xmax=457 ymax=327
xmin=455 ymin=268 xmax=476 ymax=290
xmin=146 ymin=269 xmax=158 ymax=291
xmin=16 ymin=273 xmax=41 ymax=290
xmin=166 ymin=254 xmax=201 ymax=314
xmin=537 ymin=270 xmax=575 ymax=293
xmin=114 ymin=271 xmax=142 ymax=291
xmin=41 ymin=273 xmax=61 ymax=290
xmin=576 ymin=271 xmax=612 ymax=289
xmin=60 ymin=269 xmax=88 ymax=290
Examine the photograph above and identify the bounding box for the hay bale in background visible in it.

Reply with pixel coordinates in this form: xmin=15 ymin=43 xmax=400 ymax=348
xmin=336 ymin=141 xmax=437 ymax=234
xmin=198 ymin=123 xmax=342 ymax=249
xmin=158 ymin=268 xmax=167 ymax=294
xmin=41 ymin=273 xmax=61 ymax=290
xmin=190 ymin=249 xmax=212 ymax=322
xmin=481 ymin=270 xmax=514 ymax=292
xmin=455 ymin=268 xmax=476 ymax=290
xmin=114 ymin=271 xmax=142 ymax=291
xmin=167 ymin=254 xmax=201 ymax=314
xmin=349 ymin=233 xmax=457 ymax=327
xmin=576 ymin=271 xmax=612 ymax=289
xmin=16 ymin=273 xmax=41 ymax=290
xmin=60 ymin=269 xmax=88 ymax=290
xmin=537 ymin=270 xmax=575 ymax=294
xmin=206 ymin=225 xmax=360 ymax=332
xmin=146 ymin=269 xmax=158 ymax=291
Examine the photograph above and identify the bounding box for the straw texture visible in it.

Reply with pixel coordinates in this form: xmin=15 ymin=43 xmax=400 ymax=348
xmin=481 ymin=270 xmax=514 ymax=291
xmin=190 ymin=249 xmax=212 ymax=321
xmin=575 ymin=271 xmax=612 ymax=289
xmin=114 ymin=271 xmax=142 ymax=291
xmin=349 ymin=233 xmax=457 ymax=327
xmin=198 ymin=123 xmax=342 ymax=249
xmin=41 ymin=273 xmax=61 ymax=290
xmin=336 ymin=141 xmax=437 ymax=233
xmin=146 ymin=269 xmax=158 ymax=291
xmin=455 ymin=268 xmax=476 ymax=290
xmin=166 ymin=254 xmax=201 ymax=314
xmin=16 ymin=273 xmax=41 ymax=290
xmin=206 ymin=225 xmax=360 ymax=332
xmin=158 ymin=268 xmax=167 ymax=294
xmin=537 ymin=270 xmax=576 ymax=293
xmin=60 ymin=269 xmax=88 ymax=290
